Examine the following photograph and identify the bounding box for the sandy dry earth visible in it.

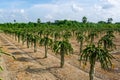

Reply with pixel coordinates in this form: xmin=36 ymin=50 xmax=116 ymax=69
xmin=0 ymin=33 xmax=120 ymax=80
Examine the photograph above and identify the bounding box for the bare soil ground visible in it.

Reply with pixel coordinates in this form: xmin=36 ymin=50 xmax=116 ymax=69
xmin=0 ymin=33 xmax=120 ymax=80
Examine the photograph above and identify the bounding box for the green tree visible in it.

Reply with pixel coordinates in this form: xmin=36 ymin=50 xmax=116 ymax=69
xmin=76 ymin=32 xmax=85 ymax=55
xmin=51 ymin=31 xmax=61 ymax=42
xmin=80 ymin=44 xmax=115 ymax=80
xmin=37 ymin=18 xmax=41 ymax=24
xmin=14 ymin=20 xmax=16 ymax=23
xmin=107 ymin=18 xmax=113 ymax=24
xmin=82 ymin=16 xmax=87 ymax=23
xmin=16 ymin=31 xmax=21 ymax=43
xmin=88 ymin=31 xmax=98 ymax=43
xmin=31 ymin=34 xmax=39 ymax=52
xmin=26 ymin=33 xmax=32 ymax=48
xmin=62 ymin=31 xmax=72 ymax=41
xmin=98 ymin=32 xmax=116 ymax=50
xmin=39 ymin=37 xmax=52 ymax=58
xmin=98 ymin=21 xmax=106 ymax=24
xmin=38 ymin=30 xmax=43 ymax=38
xmin=21 ymin=31 xmax=27 ymax=45
xmin=53 ymin=40 xmax=73 ymax=68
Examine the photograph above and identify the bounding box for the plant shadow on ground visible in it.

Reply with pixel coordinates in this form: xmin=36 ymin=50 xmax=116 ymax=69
xmin=16 ymin=57 xmax=32 ymax=62
xmin=116 ymin=44 xmax=120 ymax=46
xmin=112 ymin=52 xmax=120 ymax=55
xmin=25 ymin=66 xmax=60 ymax=74
xmin=11 ymin=51 xmax=24 ymax=55
xmin=8 ymin=47 xmax=18 ymax=50
xmin=2 ymin=41 xmax=9 ymax=43
xmin=12 ymin=51 xmax=34 ymax=56
xmin=2 ymin=44 xmax=12 ymax=46
xmin=16 ymin=56 xmax=46 ymax=62
xmin=108 ymin=67 xmax=120 ymax=73
xmin=26 ymin=51 xmax=34 ymax=54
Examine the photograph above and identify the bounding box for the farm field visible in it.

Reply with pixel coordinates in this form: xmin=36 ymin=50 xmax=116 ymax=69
xmin=0 ymin=23 xmax=120 ymax=80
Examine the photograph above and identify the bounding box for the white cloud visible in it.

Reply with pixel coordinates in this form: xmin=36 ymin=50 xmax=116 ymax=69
xmin=20 ymin=9 xmax=25 ymax=13
xmin=102 ymin=0 xmax=120 ymax=5
xmin=71 ymin=4 xmax=83 ymax=12
xmin=26 ymin=1 xmax=85 ymax=22
xmin=45 ymin=14 xmax=53 ymax=20
xmin=0 ymin=8 xmax=30 ymax=23
xmin=99 ymin=0 xmax=120 ymax=9
xmin=11 ymin=14 xmax=15 ymax=18
xmin=10 ymin=9 xmax=25 ymax=14
xmin=0 ymin=9 xmax=3 ymax=13
xmin=0 ymin=0 xmax=120 ymax=23
xmin=81 ymin=0 xmax=120 ymax=22
xmin=94 ymin=4 xmax=102 ymax=11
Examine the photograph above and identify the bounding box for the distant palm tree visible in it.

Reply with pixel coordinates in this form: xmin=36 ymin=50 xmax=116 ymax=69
xmin=14 ymin=20 xmax=16 ymax=23
xmin=80 ymin=44 xmax=115 ymax=80
xmin=82 ymin=16 xmax=87 ymax=23
xmin=37 ymin=18 xmax=41 ymax=24
xmin=107 ymin=18 xmax=113 ymax=24
xmin=53 ymin=40 xmax=73 ymax=68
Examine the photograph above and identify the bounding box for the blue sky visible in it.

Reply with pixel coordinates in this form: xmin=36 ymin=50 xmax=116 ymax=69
xmin=0 ymin=0 xmax=120 ymax=23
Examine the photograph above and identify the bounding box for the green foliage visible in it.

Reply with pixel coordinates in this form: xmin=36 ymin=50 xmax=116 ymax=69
xmin=53 ymin=41 xmax=73 ymax=55
xmin=87 ymin=30 xmax=98 ymax=43
xmin=53 ymin=40 xmax=73 ymax=67
xmin=80 ymin=44 xmax=114 ymax=69
xmin=37 ymin=18 xmax=41 ymax=24
xmin=62 ymin=31 xmax=72 ymax=41
xmin=80 ymin=44 xmax=115 ymax=80
xmin=0 ymin=66 xmax=3 ymax=72
xmin=107 ymin=18 xmax=113 ymax=24
xmin=39 ymin=37 xmax=53 ymax=58
xmin=50 ymin=31 xmax=61 ymax=42
xmin=39 ymin=37 xmax=52 ymax=46
xmin=98 ymin=30 xmax=116 ymax=50
xmin=82 ymin=16 xmax=87 ymax=23
xmin=76 ymin=31 xmax=85 ymax=54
